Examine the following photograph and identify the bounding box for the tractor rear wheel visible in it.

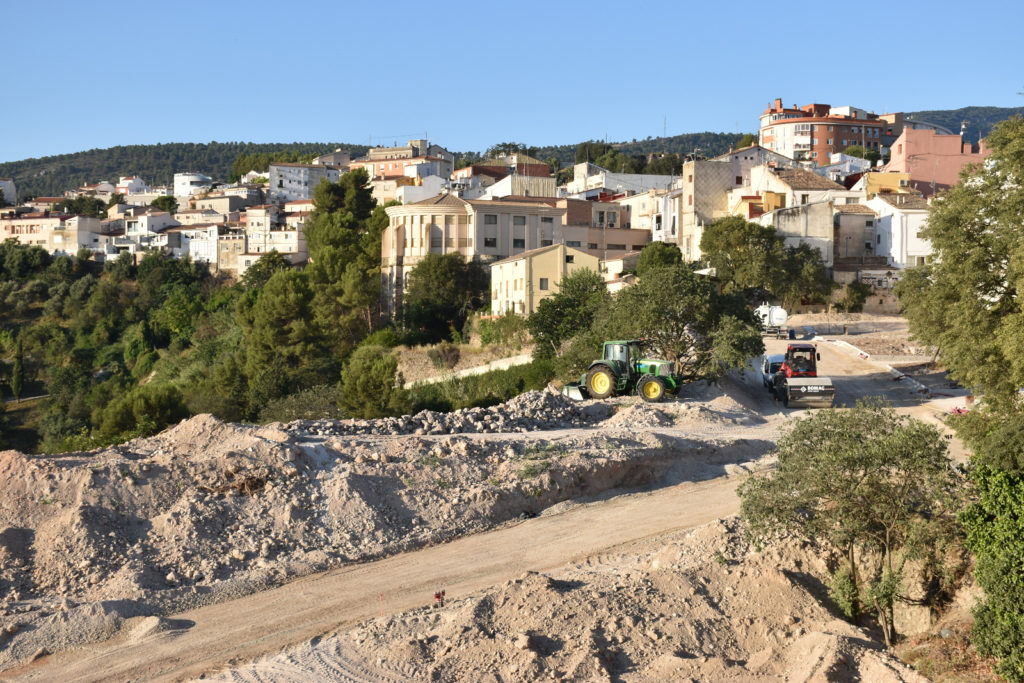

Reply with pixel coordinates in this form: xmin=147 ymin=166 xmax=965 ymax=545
xmin=639 ymin=376 xmax=666 ymax=403
xmin=586 ymin=367 xmax=616 ymax=399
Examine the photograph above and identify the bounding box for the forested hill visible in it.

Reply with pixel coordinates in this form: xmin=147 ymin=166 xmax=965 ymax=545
xmin=4 ymin=105 xmax=1023 ymax=198
xmin=0 ymin=142 xmax=368 ymax=199
xmin=906 ymin=106 xmax=1024 ymax=142
xmin=530 ymin=132 xmax=747 ymax=167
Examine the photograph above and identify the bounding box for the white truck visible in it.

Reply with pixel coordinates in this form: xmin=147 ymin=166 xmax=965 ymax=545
xmin=754 ymin=304 xmax=788 ymax=339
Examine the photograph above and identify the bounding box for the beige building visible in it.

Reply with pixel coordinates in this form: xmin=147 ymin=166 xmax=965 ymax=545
xmin=0 ymin=210 xmax=105 ymax=255
xmin=490 ymin=244 xmax=599 ymax=315
xmin=382 ymin=194 xmax=565 ymax=316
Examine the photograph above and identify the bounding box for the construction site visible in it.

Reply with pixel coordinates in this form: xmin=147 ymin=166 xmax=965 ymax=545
xmin=0 ymin=314 xmax=980 ymax=681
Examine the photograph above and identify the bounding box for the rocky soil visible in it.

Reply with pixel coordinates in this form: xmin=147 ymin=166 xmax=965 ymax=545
xmin=0 ymin=384 xmax=777 ymax=671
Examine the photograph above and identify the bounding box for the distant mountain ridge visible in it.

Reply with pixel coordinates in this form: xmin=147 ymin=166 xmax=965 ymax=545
xmin=2 ymin=106 xmax=1022 ymax=199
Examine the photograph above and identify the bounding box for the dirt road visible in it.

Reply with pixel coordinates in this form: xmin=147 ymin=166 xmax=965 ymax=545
xmin=7 ymin=334 xmax=962 ymax=682
xmin=10 ymin=476 xmax=743 ymax=682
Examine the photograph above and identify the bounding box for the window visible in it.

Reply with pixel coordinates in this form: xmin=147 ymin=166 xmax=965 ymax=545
xmin=607 ymin=243 xmax=626 ymax=250
xmin=800 ymin=194 xmax=809 ymax=205
xmin=687 ymin=174 xmax=693 ymax=182
xmin=540 ymin=239 xmax=552 ymax=246
xmin=484 ymin=237 xmax=497 ymax=248
xmin=539 ymin=278 xmax=549 ymax=291
xmin=735 ymin=176 xmax=742 ymax=185
xmin=565 ymin=255 xmax=574 ymax=263
xmin=513 ymin=215 xmax=526 ymax=226
xmin=827 ymin=138 xmax=833 ymax=145
xmin=566 ymin=240 xmax=581 ymax=247
xmin=513 ymin=238 xmax=525 ymax=248
xmin=484 ymin=214 xmax=497 ymax=225
xmin=541 ymin=216 xmax=553 ymax=224
xmin=589 ymin=242 xmax=599 ymax=249
xmin=865 ymin=220 xmax=874 ymax=226
xmin=877 ymin=235 xmax=882 ymax=244
xmin=812 ymin=138 xmax=817 ymax=144
xmin=688 ymin=195 xmax=692 ymax=206
xmin=812 ymin=152 xmax=817 ymax=158
xmin=827 ymin=125 xmax=833 ymax=132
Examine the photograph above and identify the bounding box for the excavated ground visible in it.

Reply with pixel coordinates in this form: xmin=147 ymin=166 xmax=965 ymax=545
xmin=0 ymin=383 xmax=779 ymax=671
xmin=207 ymin=518 xmax=924 ymax=682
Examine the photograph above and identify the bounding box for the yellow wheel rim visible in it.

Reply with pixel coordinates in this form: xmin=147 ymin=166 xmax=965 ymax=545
xmin=643 ymin=381 xmax=661 ymax=399
xmin=591 ymin=372 xmax=610 ymax=394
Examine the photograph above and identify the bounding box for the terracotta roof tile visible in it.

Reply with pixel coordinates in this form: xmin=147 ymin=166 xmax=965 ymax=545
xmin=772 ymin=168 xmax=847 ymax=191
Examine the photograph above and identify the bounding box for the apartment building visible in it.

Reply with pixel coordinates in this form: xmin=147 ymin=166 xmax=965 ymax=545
xmin=381 ymin=194 xmax=564 ymax=316
xmin=883 ymin=127 xmax=989 ymax=196
xmin=0 ymin=211 xmax=105 ymax=255
xmin=268 ymin=163 xmax=340 ymax=204
xmin=758 ymin=99 xmax=885 ymax=164
xmin=490 ymin=244 xmax=599 ymax=315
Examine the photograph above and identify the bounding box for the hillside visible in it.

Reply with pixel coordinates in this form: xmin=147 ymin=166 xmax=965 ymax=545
xmin=0 ymin=142 xmax=368 ymax=199
xmin=906 ymin=105 xmax=1024 ymax=142
xmin=3 ymin=105 xmax=1023 ymax=199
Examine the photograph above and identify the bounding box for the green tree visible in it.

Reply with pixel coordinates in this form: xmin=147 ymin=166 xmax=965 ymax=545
xmin=897 ymin=117 xmax=1024 ymax=678
xmin=739 ymin=399 xmax=966 ymax=648
xmin=107 ymin=193 xmax=125 ymax=208
xmin=527 ymin=269 xmax=609 ymax=360
xmin=594 ymin=264 xmax=762 ymax=382
xmin=339 ymin=344 xmax=408 ymax=418
xmin=636 ymin=241 xmax=682 ymax=277
xmin=700 ymin=216 xmax=832 ymax=307
xmin=402 ymin=253 xmax=488 ymax=344
xmin=242 ymin=251 xmax=291 ymax=289
xmin=700 ymin=216 xmax=782 ymax=295
xmin=151 ymin=195 xmax=178 ymax=214
xmin=56 ymin=195 xmax=106 ymax=218
xmin=735 ymin=133 xmax=757 ymax=148
xmin=896 ymin=117 xmax=1024 ymax=406
xmin=243 ymin=269 xmax=324 ymax=379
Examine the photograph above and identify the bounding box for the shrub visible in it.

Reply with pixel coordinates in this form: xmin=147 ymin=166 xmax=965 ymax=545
xmin=837 ymin=281 xmax=872 ymax=313
xmin=478 ymin=313 xmax=530 ymax=349
xmin=427 ymin=342 xmax=460 ymax=370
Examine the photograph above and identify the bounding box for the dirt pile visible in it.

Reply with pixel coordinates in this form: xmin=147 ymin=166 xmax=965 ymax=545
xmin=209 ymin=518 xmax=924 ymax=682
xmin=0 ymin=387 xmax=776 ymax=670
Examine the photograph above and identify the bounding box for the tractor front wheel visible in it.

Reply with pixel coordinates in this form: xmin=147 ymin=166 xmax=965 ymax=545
xmin=639 ymin=376 xmax=666 ymax=403
xmin=586 ymin=367 xmax=616 ymax=399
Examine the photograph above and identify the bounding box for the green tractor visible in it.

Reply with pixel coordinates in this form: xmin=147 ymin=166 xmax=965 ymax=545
xmin=563 ymin=340 xmax=681 ymax=402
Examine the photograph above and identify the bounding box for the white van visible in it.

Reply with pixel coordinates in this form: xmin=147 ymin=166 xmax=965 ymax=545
xmin=760 ymin=353 xmax=785 ymax=389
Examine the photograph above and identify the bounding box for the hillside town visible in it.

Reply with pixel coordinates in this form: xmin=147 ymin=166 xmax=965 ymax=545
xmin=0 ymin=100 xmax=989 ymax=315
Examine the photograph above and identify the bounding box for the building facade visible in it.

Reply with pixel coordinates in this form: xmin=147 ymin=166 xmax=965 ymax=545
xmin=758 ymin=99 xmax=885 ymax=164
xmin=490 ymin=244 xmax=599 ymax=315
xmin=268 ymin=163 xmax=340 ymax=203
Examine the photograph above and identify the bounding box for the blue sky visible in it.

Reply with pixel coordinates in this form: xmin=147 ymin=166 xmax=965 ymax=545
xmin=3 ymin=0 xmax=1022 ymax=162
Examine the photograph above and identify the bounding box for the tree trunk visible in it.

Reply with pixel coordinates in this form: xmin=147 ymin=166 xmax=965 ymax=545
xmin=873 ymin=595 xmax=893 ymax=648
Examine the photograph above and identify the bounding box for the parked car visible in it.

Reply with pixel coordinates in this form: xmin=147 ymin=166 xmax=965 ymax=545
xmin=760 ymin=353 xmax=786 ymax=389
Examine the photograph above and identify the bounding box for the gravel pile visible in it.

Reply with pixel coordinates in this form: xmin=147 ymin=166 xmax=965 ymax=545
xmin=289 ymin=389 xmax=610 ymax=437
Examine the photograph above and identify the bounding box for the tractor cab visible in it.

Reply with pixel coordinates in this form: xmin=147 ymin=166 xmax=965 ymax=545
xmin=781 ymin=343 xmax=820 ymax=378
xmin=602 ymin=340 xmax=643 ymax=380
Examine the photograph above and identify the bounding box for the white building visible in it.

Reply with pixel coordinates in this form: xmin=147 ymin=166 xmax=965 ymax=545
xmin=115 ymin=176 xmax=150 ymax=195
xmin=395 ymin=176 xmax=449 ymax=205
xmin=0 ymin=178 xmax=16 ymax=205
xmin=268 ymin=163 xmax=340 ymax=204
xmin=866 ymin=193 xmax=931 ymax=269
xmin=174 ymin=172 xmax=213 ymax=199
xmin=563 ymin=163 xmax=675 ymax=199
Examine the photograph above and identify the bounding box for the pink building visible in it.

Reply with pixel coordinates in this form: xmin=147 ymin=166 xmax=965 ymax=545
xmin=884 ymin=128 xmax=988 ymax=197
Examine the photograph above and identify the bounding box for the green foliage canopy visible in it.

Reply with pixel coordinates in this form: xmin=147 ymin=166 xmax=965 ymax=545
xmin=740 ymin=399 xmax=965 ymax=647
